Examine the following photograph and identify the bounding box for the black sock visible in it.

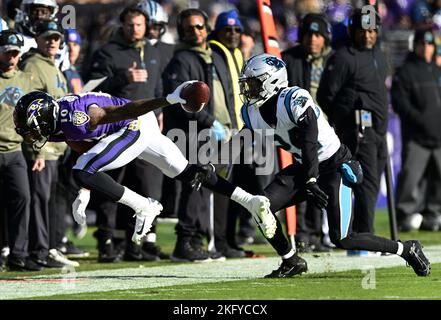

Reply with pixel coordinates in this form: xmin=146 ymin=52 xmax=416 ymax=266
xmin=401 ymin=241 xmax=412 ymax=259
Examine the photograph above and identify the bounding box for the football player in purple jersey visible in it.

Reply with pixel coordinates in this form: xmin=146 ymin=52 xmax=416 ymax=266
xmin=13 ymin=82 xmax=278 ymax=246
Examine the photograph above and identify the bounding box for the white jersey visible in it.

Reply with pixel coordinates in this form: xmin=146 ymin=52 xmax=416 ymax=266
xmin=241 ymin=86 xmax=341 ymax=163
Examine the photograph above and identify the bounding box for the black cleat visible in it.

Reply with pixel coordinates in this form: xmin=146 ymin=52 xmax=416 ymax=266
xmin=98 ymin=239 xmax=120 ymax=263
xmin=7 ymin=257 xmax=44 ymax=272
xmin=264 ymin=255 xmax=308 ymax=278
xmin=171 ymin=241 xmax=210 ymax=262
xmin=403 ymin=240 xmax=431 ymax=276
xmin=142 ymin=242 xmax=170 ymax=260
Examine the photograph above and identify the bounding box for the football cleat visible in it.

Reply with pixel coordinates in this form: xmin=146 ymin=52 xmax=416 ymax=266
xmin=132 ymin=198 xmax=163 ymax=245
xmin=265 ymin=255 xmax=308 ymax=278
xmin=245 ymin=196 xmax=277 ymax=239
xmin=403 ymin=240 xmax=431 ymax=276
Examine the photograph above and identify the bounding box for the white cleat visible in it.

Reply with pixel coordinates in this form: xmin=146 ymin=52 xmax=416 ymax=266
xmin=132 ymin=198 xmax=163 ymax=245
xmin=245 ymin=196 xmax=277 ymax=239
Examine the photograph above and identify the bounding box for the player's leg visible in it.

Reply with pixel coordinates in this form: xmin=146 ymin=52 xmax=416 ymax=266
xmin=135 ymin=114 xmax=276 ymax=238
xmin=322 ymin=168 xmax=431 ymax=276
xmin=261 ymin=164 xmax=308 ymax=278
xmin=72 ymin=119 xmax=163 ymax=244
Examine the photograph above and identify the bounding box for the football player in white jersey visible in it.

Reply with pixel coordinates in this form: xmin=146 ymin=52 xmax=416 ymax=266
xmin=237 ymin=53 xmax=430 ymax=278
xmin=15 ymin=0 xmax=70 ymax=71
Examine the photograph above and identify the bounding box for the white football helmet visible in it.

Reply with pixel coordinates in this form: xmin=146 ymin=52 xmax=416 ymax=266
xmin=239 ymin=53 xmax=288 ymax=108
xmin=16 ymin=0 xmax=59 ymax=36
xmin=137 ymin=0 xmax=168 ymax=24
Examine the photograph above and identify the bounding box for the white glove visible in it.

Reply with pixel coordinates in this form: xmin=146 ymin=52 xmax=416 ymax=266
xmin=72 ymin=188 xmax=90 ymax=225
xmin=231 ymin=187 xmax=277 ymax=239
xmin=165 ymin=80 xmax=197 ymax=105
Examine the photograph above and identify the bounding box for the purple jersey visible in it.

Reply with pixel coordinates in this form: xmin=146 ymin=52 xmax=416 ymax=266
xmin=50 ymin=92 xmax=132 ymax=142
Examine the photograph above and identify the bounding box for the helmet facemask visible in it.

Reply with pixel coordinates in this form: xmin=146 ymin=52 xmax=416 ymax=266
xmin=16 ymin=0 xmax=58 ymax=36
xmin=239 ymin=74 xmax=269 ymax=108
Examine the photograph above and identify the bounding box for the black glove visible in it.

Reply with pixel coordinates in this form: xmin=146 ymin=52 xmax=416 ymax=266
xmin=306 ymin=179 xmax=329 ymax=209
xmin=190 ymin=163 xmax=215 ymax=191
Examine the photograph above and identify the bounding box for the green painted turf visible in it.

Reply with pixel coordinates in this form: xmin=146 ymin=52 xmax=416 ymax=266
xmin=27 ymin=263 xmax=441 ymax=300
xmin=1 ymin=210 xmax=440 ymax=300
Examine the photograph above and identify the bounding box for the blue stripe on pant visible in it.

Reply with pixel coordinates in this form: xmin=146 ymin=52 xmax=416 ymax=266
xmin=339 ymin=178 xmax=352 ymax=240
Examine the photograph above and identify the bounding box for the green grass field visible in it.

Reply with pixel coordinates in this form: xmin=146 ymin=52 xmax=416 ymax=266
xmin=1 ymin=210 xmax=440 ymax=300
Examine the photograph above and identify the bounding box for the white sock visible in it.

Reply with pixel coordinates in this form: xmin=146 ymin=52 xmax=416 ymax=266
xmin=230 ymin=187 xmax=253 ymax=205
xmin=117 ymin=187 xmax=146 ymax=213
xmin=282 ymin=250 xmax=295 ymax=260
xmin=396 ymin=242 xmax=404 ymax=256
xmin=146 ymin=233 xmax=156 ymax=243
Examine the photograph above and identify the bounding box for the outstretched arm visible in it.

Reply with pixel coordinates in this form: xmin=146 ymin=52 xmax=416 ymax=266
xmin=88 ymin=97 xmax=170 ymax=130
xmin=87 ymin=81 xmax=194 ymax=130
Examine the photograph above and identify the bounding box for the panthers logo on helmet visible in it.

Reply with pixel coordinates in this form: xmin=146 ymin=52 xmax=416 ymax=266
xmin=264 ymin=56 xmax=285 ymax=70
xmin=73 ymin=111 xmax=90 ymax=126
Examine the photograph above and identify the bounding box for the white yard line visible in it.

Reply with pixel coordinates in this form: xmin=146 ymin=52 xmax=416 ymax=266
xmin=1 ymin=245 xmax=440 ymax=300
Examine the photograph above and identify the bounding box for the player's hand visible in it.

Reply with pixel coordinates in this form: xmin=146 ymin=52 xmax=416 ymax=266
xmin=211 ymin=120 xmax=228 ymax=142
xmin=32 ymin=158 xmax=45 ymax=172
xmin=166 ymin=80 xmax=197 ymax=105
xmin=306 ymin=180 xmax=328 ymax=209
xmin=127 ymin=62 xmax=148 ymax=83
xmin=72 ymin=188 xmax=90 ymax=225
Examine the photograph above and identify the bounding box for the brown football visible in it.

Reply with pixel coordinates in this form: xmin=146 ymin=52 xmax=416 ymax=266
xmin=180 ymin=81 xmax=210 ymax=113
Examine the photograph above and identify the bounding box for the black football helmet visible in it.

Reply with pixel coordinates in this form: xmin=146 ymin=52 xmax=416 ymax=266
xmin=14 ymin=91 xmax=59 ymax=149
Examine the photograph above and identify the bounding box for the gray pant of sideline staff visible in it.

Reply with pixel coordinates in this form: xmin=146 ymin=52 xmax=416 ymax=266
xmin=396 ymin=140 xmax=441 ymax=221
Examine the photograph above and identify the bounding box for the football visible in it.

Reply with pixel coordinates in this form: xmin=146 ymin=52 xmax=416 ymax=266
xmin=180 ymin=81 xmax=210 ymax=113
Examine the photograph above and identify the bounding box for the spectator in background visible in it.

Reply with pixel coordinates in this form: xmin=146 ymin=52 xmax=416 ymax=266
xmin=19 ymin=19 xmax=73 ymax=268
xmin=317 ymin=9 xmax=390 ymax=256
xmin=15 ymin=0 xmax=70 ymax=71
xmin=208 ymin=10 xmax=250 ymax=258
xmin=87 ymin=4 xmax=164 ymax=262
xmin=136 ymin=0 xmax=174 ymax=260
xmin=52 ymin=28 xmax=89 ymax=257
xmin=163 ymin=8 xmax=235 ymax=262
xmin=410 ymin=0 xmax=431 ymax=25
xmin=282 ymin=13 xmax=334 ymax=252
xmin=140 ymin=0 xmax=174 ymax=71
xmin=0 ymin=30 xmax=41 ymax=271
xmin=240 ymin=20 xmax=257 ymax=61
xmin=64 ymin=29 xmax=83 ymax=94
xmin=391 ymin=27 xmax=441 ymax=232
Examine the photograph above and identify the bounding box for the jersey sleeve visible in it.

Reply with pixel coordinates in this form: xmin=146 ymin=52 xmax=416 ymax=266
xmin=287 ymin=88 xmax=320 ymax=181
xmin=288 ymin=88 xmax=320 ymax=124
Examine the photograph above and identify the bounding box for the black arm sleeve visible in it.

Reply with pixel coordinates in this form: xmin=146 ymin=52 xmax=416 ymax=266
xmin=297 ymin=107 xmax=319 ymax=180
